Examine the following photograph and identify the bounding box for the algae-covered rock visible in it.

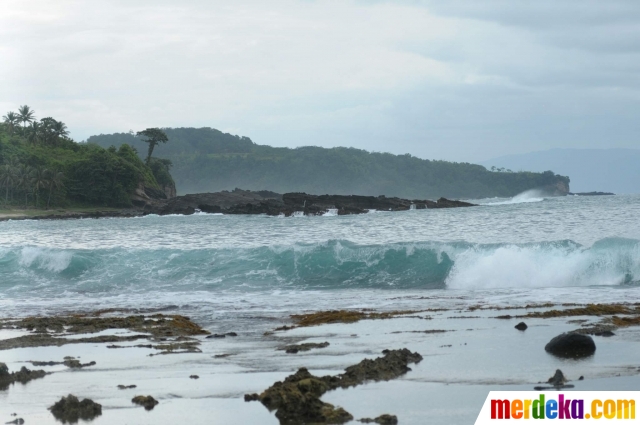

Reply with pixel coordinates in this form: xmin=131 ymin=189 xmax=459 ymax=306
xmin=49 ymin=394 xmax=102 ymax=423
xmin=251 ymin=348 xmax=421 ymax=424
xmin=359 ymin=414 xmax=399 ymax=424
xmin=0 ymin=364 xmax=47 ymax=391
xmin=132 ymin=395 xmax=159 ymax=410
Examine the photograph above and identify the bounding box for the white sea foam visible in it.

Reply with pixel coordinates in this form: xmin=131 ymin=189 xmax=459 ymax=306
xmin=18 ymin=247 xmax=73 ymax=273
xmin=446 ymin=240 xmax=640 ymax=289
xmin=485 ymin=189 xmax=546 ymax=206
xmin=323 ymin=208 xmax=339 ymax=217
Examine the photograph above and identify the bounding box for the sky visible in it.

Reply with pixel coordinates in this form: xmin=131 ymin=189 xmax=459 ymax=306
xmin=1 ymin=0 xmax=639 ymax=163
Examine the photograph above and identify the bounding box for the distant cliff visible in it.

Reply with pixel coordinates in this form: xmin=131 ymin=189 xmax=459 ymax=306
xmin=88 ymin=127 xmax=570 ymax=199
xmin=482 ymin=148 xmax=640 ymax=194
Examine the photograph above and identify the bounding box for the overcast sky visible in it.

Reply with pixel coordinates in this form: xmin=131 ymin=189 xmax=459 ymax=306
xmin=1 ymin=0 xmax=639 ymax=162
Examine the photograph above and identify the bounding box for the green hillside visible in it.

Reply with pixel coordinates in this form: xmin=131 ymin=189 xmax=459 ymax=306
xmin=0 ymin=106 xmax=171 ymax=209
xmin=88 ymin=127 xmax=570 ymax=199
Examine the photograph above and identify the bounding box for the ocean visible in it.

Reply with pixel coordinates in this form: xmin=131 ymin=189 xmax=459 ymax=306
xmin=1 ymin=193 xmax=640 ymax=424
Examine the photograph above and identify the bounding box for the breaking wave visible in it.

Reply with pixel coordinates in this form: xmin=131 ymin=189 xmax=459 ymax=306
xmin=0 ymin=238 xmax=638 ymax=295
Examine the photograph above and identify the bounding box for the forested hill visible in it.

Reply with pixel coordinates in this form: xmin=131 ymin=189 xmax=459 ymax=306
xmin=87 ymin=127 xmax=570 ymax=199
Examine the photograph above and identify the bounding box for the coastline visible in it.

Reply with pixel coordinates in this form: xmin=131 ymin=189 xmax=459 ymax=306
xmin=0 ymin=190 xmax=477 ymax=222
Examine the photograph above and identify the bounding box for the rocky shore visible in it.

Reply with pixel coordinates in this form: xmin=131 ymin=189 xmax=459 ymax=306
xmin=146 ymin=189 xmax=476 ymax=216
xmin=2 ymin=301 xmax=640 ymax=424
xmin=0 ymin=189 xmax=476 ymax=221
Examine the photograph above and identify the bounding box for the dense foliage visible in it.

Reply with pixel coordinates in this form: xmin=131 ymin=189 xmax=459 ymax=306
xmin=0 ymin=106 xmax=165 ymax=209
xmin=88 ymin=127 xmax=570 ymax=199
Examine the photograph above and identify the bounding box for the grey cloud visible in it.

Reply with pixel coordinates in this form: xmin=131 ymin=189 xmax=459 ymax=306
xmin=1 ymin=0 xmax=639 ymax=163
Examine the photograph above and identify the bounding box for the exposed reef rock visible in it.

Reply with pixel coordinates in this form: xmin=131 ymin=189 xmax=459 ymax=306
xmin=132 ymin=395 xmax=159 ymax=410
xmin=0 ymin=363 xmax=47 ymax=390
xmin=359 ymin=414 xmax=399 ymax=424
xmin=49 ymin=394 xmax=102 ymax=423
xmin=143 ymin=188 xmax=476 ymax=216
xmin=246 ymin=348 xmax=422 ymax=424
xmin=545 ymin=333 xmax=596 ymax=358
xmin=278 ymin=342 xmax=330 ymax=354
xmin=0 ymin=313 xmax=209 ymax=351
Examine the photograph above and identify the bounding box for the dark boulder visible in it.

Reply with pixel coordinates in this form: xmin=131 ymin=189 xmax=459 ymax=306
xmin=545 ymin=332 xmax=596 ymax=358
xmin=515 ymin=322 xmax=528 ymax=331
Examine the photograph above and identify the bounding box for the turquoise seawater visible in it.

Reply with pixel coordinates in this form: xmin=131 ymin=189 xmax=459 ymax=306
xmin=0 ymin=194 xmax=639 ymax=318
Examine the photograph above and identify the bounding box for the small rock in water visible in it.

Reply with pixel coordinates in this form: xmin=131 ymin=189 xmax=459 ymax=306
xmin=547 ymin=369 xmax=567 ymax=386
xmin=226 ymin=332 xmax=238 ymax=337
xmin=206 ymin=334 xmax=226 ymax=339
xmin=189 ymin=375 xmax=199 ymax=379
xmin=579 ymin=376 xmax=584 ymax=380
xmin=0 ymin=363 xmax=9 ymax=378
xmin=117 ymin=384 xmax=137 ymax=390
xmin=545 ymin=332 xmax=596 ymax=358
xmin=359 ymin=414 xmax=398 ymax=424
xmin=244 ymin=393 xmax=259 ymax=402
xmin=132 ymin=395 xmax=159 ymax=410
xmin=515 ymin=322 xmax=528 ymax=331
xmin=595 ymin=330 xmax=615 ymax=337
xmin=5 ymin=419 xmax=25 ymax=425
xmin=49 ymin=394 xmax=102 ymax=422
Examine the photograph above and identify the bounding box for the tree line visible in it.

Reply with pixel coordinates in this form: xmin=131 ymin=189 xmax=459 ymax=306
xmin=1 ymin=105 xmax=173 ymax=209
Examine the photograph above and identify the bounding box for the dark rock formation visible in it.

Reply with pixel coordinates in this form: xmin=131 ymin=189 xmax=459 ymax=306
xmin=545 ymin=332 xmax=596 ymax=358
xmin=117 ymin=384 xmax=137 ymax=390
xmin=0 ymin=314 xmax=208 ymax=351
xmin=0 ymin=363 xmax=47 ymax=390
xmin=247 ymin=348 xmax=422 ymax=424
xmin=533 ymin=369 xmax=575 ymax=390
xmin=279 ymin=342 xmax=330 ymax=354
xmin=569 ymin=192 xmax=615 ymax=196
xmin=190 ymin=375 xmax=199 ymax=379
xmin=143 ymin=188 xmax=476 ymax=216
xmin=515 ymin=322 xmax=528 ymax=331
xmin=132 ymin=395 xmax=159 ymax=410
xmin=548 ymin=369 xmax=567 ymax=387
xmin=49 ymin=394 xmax=102 ymax=423
xmin=359 ymin=414 xmax=399 ymax=424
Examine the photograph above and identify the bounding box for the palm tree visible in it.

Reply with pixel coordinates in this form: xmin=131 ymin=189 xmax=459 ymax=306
xmin=15 ymin=165 xmax=32 ymax=208
xmin=27 ymin=121 xmax=41 ymax=145
xmin=30 ymin=166 xmax=49 ymax=208
xmin=53 ymin=120 xmax=68 ymax=139
xmin=45 ymin=170 xmax=64 ymax=209
xmin=17 ymin=105 xmax=35 ymax=129
xmin=0 ymin=163 xmax=15 ymax=203
xmin=2 ymin=112 xmax=18 ymax=134
xmin=39 ymin=117 xmax=56 ymax=145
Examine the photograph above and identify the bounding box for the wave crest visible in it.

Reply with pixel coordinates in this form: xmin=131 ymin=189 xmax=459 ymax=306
xmin=0 ymin=238 xmax=638 ymax=294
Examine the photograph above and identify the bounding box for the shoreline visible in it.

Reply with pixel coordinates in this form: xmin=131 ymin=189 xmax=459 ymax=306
xmin=0 ymin=190 xmax=477 ymax=222
xmin=2 ymin=301 xmax=640 ymax=424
